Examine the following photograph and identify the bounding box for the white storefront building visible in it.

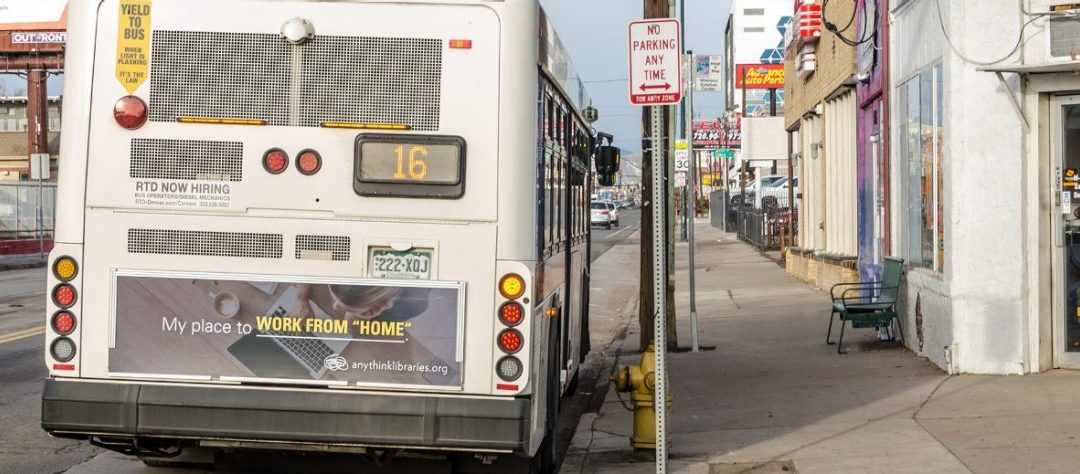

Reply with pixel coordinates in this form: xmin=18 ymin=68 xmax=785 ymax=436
xmin=891 ymin=0 xmax=1080 ymax=374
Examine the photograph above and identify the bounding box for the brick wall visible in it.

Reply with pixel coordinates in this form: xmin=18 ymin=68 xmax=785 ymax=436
xmin=787 ymin=250 xmax=858 ymax=291
xmin=784 ymin=0 xmax=857 ymax=130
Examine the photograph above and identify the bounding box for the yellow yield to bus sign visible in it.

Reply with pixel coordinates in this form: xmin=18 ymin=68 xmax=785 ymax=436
xmin=116 ymin=0 xmax=152 ymax=94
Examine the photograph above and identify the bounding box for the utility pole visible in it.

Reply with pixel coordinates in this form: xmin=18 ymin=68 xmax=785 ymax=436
xmin=639 ymin=0 xmax=677 ymax=351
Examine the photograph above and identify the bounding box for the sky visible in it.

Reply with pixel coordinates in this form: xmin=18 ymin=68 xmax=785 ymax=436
xmin=541 ymin=0 xmax=733 ymax=152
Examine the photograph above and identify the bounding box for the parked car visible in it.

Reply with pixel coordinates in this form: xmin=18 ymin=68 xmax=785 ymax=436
xmin=591 ymin=201 xmax=613 ymax=229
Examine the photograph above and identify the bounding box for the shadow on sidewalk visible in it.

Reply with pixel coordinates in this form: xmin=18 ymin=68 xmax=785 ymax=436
xmin=575 ymin=226 xmax=957 ymax=473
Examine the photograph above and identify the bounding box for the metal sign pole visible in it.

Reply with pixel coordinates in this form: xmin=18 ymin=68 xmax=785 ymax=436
xmin=650 ymin=104 xmax=668 ymax=472
xmin=684 ymin=53 xmax=699 ymax=353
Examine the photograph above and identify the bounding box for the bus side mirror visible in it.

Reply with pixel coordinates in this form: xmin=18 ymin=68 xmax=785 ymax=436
xmin=594 ymin=145 xmax=620 ymax=187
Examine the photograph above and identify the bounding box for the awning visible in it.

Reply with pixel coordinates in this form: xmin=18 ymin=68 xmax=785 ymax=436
xmin=977 ymin=61 xmax=1080 ymax=75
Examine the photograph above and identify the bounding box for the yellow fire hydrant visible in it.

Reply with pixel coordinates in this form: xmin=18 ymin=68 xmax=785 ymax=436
xmin=612 ymin=343 xmax=672 ymax=450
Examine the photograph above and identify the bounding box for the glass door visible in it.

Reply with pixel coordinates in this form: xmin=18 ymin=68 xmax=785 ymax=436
xmin=1052 ymin=96 xmax=1080 ymax=367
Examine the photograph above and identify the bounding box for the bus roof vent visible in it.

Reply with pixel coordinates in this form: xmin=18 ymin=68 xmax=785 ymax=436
xmin=295 ymin=235 xmax=350 ymax=261
xmin=131 ymin=138 xmax=243 ymax=182
xmin=127 ymin=229 xmax=283 ymax=259
xmin=149 ymin=31 xmax=442 ymax=131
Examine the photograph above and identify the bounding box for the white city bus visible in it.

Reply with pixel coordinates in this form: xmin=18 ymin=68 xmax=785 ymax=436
xmin=41 ymin=0 xmax=619 ymax=471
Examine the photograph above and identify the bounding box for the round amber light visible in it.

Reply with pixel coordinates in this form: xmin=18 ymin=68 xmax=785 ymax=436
xmin=53 ymin=257 xmax=78 ymax=282
xmin=499 ymin=274 xmax=525 ymax=300
xmin=498 ymin=302 xmax=524 ymax=327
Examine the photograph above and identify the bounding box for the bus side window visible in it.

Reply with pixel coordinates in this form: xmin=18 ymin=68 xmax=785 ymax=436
xmin=544 ymin=93 xmax=554 ymax=252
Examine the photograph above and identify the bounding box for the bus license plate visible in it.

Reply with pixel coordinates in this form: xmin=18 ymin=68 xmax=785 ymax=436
xmin=369 ymin=249 xmax=432 ymax=280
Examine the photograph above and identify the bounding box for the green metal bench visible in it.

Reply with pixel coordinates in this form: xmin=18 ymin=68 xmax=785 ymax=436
xmin=826 ymin=257 xmax=904 ymax=354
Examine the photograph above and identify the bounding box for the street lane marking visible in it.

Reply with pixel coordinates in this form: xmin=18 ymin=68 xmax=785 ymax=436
xmin=0 ymin=326 xmax=45 ymax=345
xmin=605 ymin=222 xmax=639 ymax=240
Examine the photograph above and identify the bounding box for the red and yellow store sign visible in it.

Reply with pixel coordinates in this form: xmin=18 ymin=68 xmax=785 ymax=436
xmin=735 ymin=63 xmax=785 ymax=89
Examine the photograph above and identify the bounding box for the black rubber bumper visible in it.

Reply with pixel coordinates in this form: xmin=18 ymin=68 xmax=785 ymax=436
xmin=41 ymin=379 xmax=530 ymax=452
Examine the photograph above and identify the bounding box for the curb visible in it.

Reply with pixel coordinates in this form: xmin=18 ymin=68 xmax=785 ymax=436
xmin=561 ymin=294 xmax=639 ymax=474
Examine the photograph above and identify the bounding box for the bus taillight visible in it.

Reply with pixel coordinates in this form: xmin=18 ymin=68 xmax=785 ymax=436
xmin=52 ymin=311 xmax=76 ymax=335
xmin=498 ymin=273 xmax=525 ymax=300
xmin=113 ymin=95 xmax=148 ymax=129
xmin=296 ymin=149 xmax=322 ymax=175
xmin=498 ymin=301 xmax=524 ymax=326
xmin=497 ymin=328 xmax=524 ymax=354
xmin=50 ymin=337 xmax=76 ymax=363
xmin=263 ymin=149 xmax=289 ymax=174
xmin=52 ymin=284 xmax=77 ymax=309
xmin=496 ymin=356 xmax=523 ymax=382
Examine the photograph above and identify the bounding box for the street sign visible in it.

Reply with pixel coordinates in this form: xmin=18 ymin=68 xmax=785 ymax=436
xmin=30 ymin=153 xmax=49 ymax=180
xmin=675 ymin=149 xmax=689 ymax=171
xmin=715 ymin=149 xmax=735 ymax=159
xmin=693 ymin=55 xmax=723 ymax=92
xmin=628 ymin=19 xmax=682 ymax=105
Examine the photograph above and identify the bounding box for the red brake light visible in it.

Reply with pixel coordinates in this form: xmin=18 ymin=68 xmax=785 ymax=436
xmin=498 ymin=302 xmax=524 ymax=327
xmin=52 ymin=311 xmax=76 ymax=335
xmin=52 ymin=284 xmax=77 ymax=308
xmin=497 ymin=328 xmax=524 ymax=354
xmin=296 ymin=149 xmax=322 ymax=175
xmin=114 ymin=95 xmax=148 ymax=129
xmin=263 ymin=149 xmax=288 ymax=174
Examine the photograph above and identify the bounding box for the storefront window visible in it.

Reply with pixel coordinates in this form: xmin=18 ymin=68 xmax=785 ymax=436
xmin=897 ymin=64 xmax=946 ymax=271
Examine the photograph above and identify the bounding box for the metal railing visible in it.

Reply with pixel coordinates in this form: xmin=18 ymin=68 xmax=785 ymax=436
xmin=734 ymin=203 xmax=797 ymax=251
xmin=0 ymin=181 xmax=57 ymax=241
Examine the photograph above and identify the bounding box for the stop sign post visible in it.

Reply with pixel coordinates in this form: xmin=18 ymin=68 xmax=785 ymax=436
xmin=628 ymin=19 xmax=682 ymax=105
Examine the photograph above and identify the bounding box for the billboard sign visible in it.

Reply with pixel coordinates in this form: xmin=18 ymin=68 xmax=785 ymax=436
xmin=693 ymin=55 xmax=723 ymax=92
xmin=109 ymin=272 xmax=464 ymax=388
xmin=0 ymin=0 xmax=67 ymax=30
xmin=11 ymin=31 xmax=65 ymax=43
xmin=692 ymin=120 xmax=721 ymax=148
xmin=735 ymin=63 xmax=785 ymax=89
xmin=628 ymin=18 xmax=682 ymax=105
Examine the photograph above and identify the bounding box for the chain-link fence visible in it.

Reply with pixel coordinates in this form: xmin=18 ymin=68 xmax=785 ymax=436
xmin=0 ymin=182 xmax=57 ymax=243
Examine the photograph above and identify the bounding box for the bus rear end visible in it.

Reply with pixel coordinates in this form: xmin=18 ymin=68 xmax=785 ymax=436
xmin=42 ymin=0 xmax=550 ymax=464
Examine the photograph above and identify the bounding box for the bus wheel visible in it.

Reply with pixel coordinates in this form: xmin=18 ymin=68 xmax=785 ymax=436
xmin=529 ymin=321 xmax=561 ymax=473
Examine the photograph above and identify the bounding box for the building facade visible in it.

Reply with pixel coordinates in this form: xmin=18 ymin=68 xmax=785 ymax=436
xmin=783 ymin=0 xmax=860 ymax=289
xmin=779 ymin=0 xmax=1080 ymax=375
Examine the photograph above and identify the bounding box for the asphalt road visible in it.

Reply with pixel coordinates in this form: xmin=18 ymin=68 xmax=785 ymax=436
xmin=0 ymin=211 xmax=641 ymax=473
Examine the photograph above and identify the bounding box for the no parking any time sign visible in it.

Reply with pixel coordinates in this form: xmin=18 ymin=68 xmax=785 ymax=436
xmin=628 ymin=19 xmax=682 ymax=105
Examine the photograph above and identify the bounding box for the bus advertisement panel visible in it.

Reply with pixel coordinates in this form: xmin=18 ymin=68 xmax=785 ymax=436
xmin=109 ymin=273 xmax=464 ymax=388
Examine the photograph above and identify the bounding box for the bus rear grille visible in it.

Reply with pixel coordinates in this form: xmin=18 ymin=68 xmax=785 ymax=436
xmin=149 ymin=31 xmax=291 ymax=126
xmin=127 ymin=229 xmax=283 ymax=259
xmin=295 ymin=235 xmax=350 ymax=261
xmin=131 ymin=138 xmax=243 ymax=182
xmin=149 ymin=31 xmax=442 ymax=131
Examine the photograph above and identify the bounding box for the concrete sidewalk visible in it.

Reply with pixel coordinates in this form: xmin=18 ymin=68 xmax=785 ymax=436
xmin=566 ymin=222 xmax=1080 ymax=473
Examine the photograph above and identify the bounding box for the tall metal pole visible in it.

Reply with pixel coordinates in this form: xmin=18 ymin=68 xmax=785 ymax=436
xmin=650 ymin=103 xmax=668 ymax=472
xmin=685 ymin=51 xmax=699 ymax=353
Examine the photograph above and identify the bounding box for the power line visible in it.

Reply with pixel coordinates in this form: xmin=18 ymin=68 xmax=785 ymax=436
xmin=932 ymin=0 xmax=1038 ymax=66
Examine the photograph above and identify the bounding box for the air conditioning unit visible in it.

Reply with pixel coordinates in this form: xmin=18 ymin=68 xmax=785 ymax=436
xmin=1048 ymin=4 xmax=1080 ymax=61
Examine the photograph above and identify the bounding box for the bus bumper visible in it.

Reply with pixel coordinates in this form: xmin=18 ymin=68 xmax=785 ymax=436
xmin=41 ymin=378 xmax=530 ymax=453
